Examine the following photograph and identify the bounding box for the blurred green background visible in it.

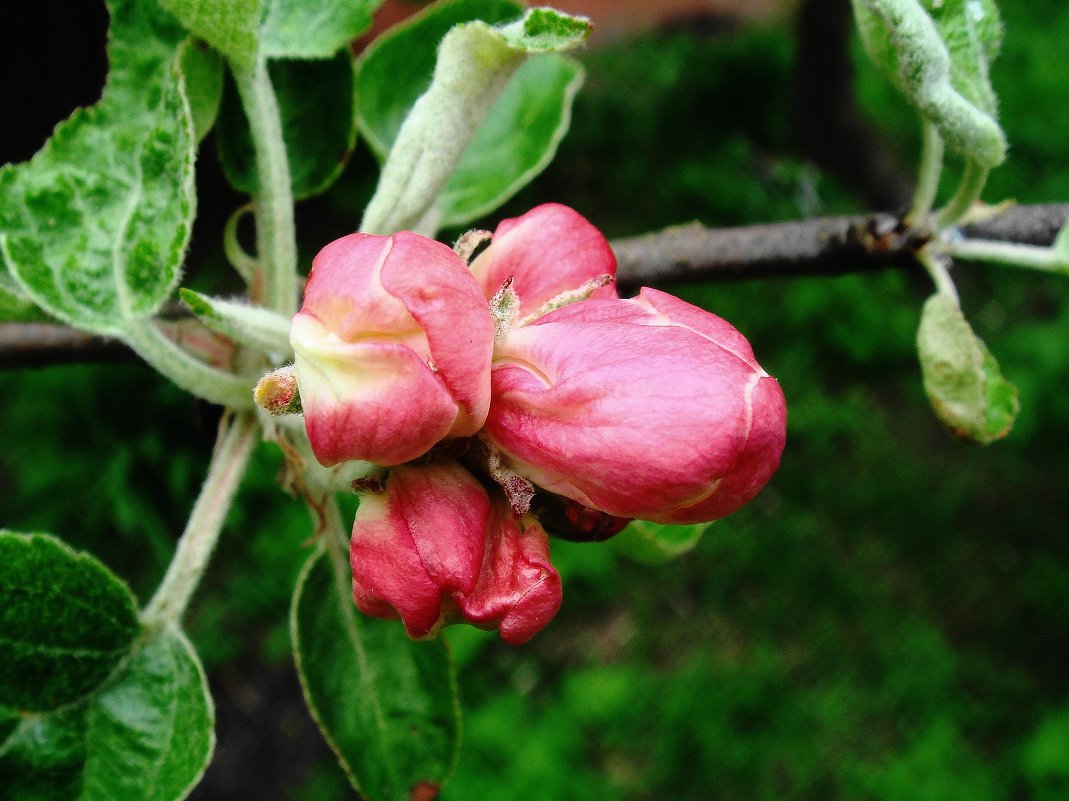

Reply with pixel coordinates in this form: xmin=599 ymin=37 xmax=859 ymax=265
xmin=3 ymin=1 xmax=1069 ymax=799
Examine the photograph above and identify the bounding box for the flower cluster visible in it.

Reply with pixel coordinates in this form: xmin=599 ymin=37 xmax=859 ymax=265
xmin=282 ymin=204 xmax=786 ymax=644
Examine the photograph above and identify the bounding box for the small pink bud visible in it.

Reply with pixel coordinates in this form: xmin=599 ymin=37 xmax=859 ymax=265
xmin=470 ymin=203 xmax=619 ymax=320
xmin=486 ymin=288 xmax=787 ymax=524
xmin=350 ymin=462 xmax=489 ymax=640
xmin=291 ymin=232 xmax=494 ymax=467
xmin=455 ymin=498 xmax=562 ymax=646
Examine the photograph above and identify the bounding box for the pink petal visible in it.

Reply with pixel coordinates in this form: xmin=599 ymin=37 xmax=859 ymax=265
xmin=350 ymin=463 xmax=490 ymax=640
xmin=470 ymin=204 xmax=618 ymax=318
xmin=293 ymin=313 xmax=459 ymax=467
xmin=380 ymin=232 xmax=494 ymax=436
xmin=455 ymin=502 xmax=562 ymax=645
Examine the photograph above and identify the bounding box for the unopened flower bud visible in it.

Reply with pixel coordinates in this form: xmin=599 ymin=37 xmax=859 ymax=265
xmin=291 ymin=232 xmax=494 ymax=467
xmin=486 ymin=288 xmax=787 ymax=524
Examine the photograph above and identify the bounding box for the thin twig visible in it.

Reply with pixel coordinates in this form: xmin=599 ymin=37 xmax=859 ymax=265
xmin=612 ymin=203 xmax=1069 ymax=289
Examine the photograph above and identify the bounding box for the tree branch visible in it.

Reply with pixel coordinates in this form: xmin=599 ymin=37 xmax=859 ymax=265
xmin=612 ymin=203 xmax=1069 ymax=289
xmin=2 ymin=204 xmax=1066 ymax=367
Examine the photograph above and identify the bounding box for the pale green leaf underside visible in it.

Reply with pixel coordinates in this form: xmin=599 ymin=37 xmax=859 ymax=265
xmin=917 ymin=292 xmax=1018 ymax=443
xmin=438 ymin=54 xmax=585 ymax=227
xmin=0 ymin=627 xmax=214 ymax=801
xmin=611 ymin=520 xmax=707 ymax=565
xmin=291 ymin=545 xmax=459 ymax=801
xmin=357 ymin=0 xmax=526 ymax=160
xmin=259 ymin=0 xmax=380 ymax=59
xmin=179 ymin=288 xmax=292 ymax=358
xmin=159 ymin=0 xmax=261 ymax=71
xmin=0 ymin=531 xmax=139 ymax=713
xmin=851 ymin=0 xmax=1006 ymax=167
xmin=360 ymin=6 xmax=591 ymax=234
xmin=0 ymin=0 xmax=196 ymax=337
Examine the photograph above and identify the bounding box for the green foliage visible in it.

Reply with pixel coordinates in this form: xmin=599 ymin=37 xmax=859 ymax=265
xmin=0 ymin=0 xmax=195 ymax=336
xmin=356 ymin=0 xmax=524 ymax=159
xmin=178 ymin=288 xmax=291 ymax=359
xmin=917 ymin=292 xmax=1019 ymax=443
xmin=291 ymin=546 xmax=460 ymax=801
xmin=0 ymin=532 xmax=139 ymax=712
xmin=851 ymin=0 xmax=1006 ymax=167
xmin=177 ymin=40 xmax=224 ymax=143
xmin=259 ymin=0 xmax=380 ymax=59
xmin=610 ymin=520 xmax=706 ymax=565
xmin=436 ymin=55 xmax=585 ymax=227
xmin=359 ymin=5 xmax=591 ymax=234
xmin=217 ymin=52 xmax=358 ymax=199
xmin=0 ymin=627 xmax=214 ymax=801
xmin=159 ymin=0 xmax=260 ymax=71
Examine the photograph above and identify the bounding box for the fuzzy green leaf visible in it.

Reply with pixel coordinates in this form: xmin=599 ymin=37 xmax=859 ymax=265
xmin=610 ymin=520 xmax=707 ymax=565
xmin=0 ymin=532 xmax=139 ymax=713
xmin=851 ymin=0 xmax=1006 ymax=167
xmin=0 ymin=628 xmax=215 ymax=801
xmin=178 ymin=39 xmax=225 ymax=142
xmin=259 ymin=0 xmax=380 ymax=59
xmin=925 ymin=0 xmax=1002 ymax=115
xmin=179 ymin=288 xmax=291 ymax=358
xmin=917 ymin=292 xmax=1018 ymax=443
xmin=0 ymin=0 xmax=196 ymax=337
xmin=217 ymin=51 xmax=357 ymax=199
xmin=159 ymin=0 xmax=261 ymax=71
xmin=357 ymin=0 xmax=525 ymax=160
xmin=437 ymin=54 xmax=585 ymax=227
xmin=360 ymin=5 xmax=590 ymax=234
xmin=292 ymin=545 xmax=459 ymax=801
xmin=0 ymin=272 xmax=48 ymax=322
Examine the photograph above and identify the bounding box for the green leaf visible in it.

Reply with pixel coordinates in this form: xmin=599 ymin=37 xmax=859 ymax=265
xmin=501 ymin=6 xmax=592 ymax=50
xmin=851 ymin=0 xmax=1006 ymax=167
xmin=925 ymin=0 xmax=1002 ymax=116
xmin=916 ymin=292 xmax=1019 ymax=444
xmin=610 ymin=520 xmax=707 ymax=565
xmin=292 ymin=545 xmax=459 ymax=801
xmin=0 ymin=0 xmax=196 ymax=337
xmin=217 ymin=51 xmax=357 ymax=199
xmin=357 ymin=0 xmax=525 ymax=160
xmin=360 ymin=5 xmax=590 ymax=234
xmin=0 ymin=272 xmax=48 ymax=322
xmin=0 ymin=704 xmax=88 ymax=801
xmin=80 ymin=628 xmax=214 ymax=800
xmin=0 ymin=532 xmax=139 ymax=713
xmin=438 ymin=54 xmax=585 ymax=227
xmin=260 ymin=0 xmax=381 ymax=59
xmin=178 ymin=39 xmax=225 ymax=143
xmin=179 ymin=288 xmax=292 ymax=359
xmin=1053 ymin=220 xmax=1069 ymax=257
xmin=0 ymin=627 xmax=215 ymax=801
xmin=159 ymin=0 xmax=261 ymax=72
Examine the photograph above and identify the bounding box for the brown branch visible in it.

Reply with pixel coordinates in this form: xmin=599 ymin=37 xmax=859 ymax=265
xmin=612 ymin=203 xmax=1069 ymax=289
xmin=2 ymin=204 xmax=1067 ymax=367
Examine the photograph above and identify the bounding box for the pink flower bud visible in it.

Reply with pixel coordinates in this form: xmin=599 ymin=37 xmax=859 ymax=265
xmin=485 ymin=288 xmax=787 ymax=524
xmin=455 ymin=498 xmax=562 ymax=646
xmin=291 ymin=232 xmax=494 ymax=467
xmin=470 ymin=203 xmax=619 ymax=318
xmin=350 ymin=462 xmax=489 ymax=640
xmin=350 ymin=461 xmax=563 ymax=644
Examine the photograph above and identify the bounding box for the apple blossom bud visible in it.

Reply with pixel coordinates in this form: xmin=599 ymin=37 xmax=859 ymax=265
xmin=350 ymin=462 xmax=489 ymax=640
xmin=470 ymin=203 xmax=619 ymax=320
xmin=485 ymin=288 xmax=787 ymax=524
xmin=291 ymin=232 xmax=494 ymax=467
xmin=455 ymin=499 xmax=563 ymax=646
